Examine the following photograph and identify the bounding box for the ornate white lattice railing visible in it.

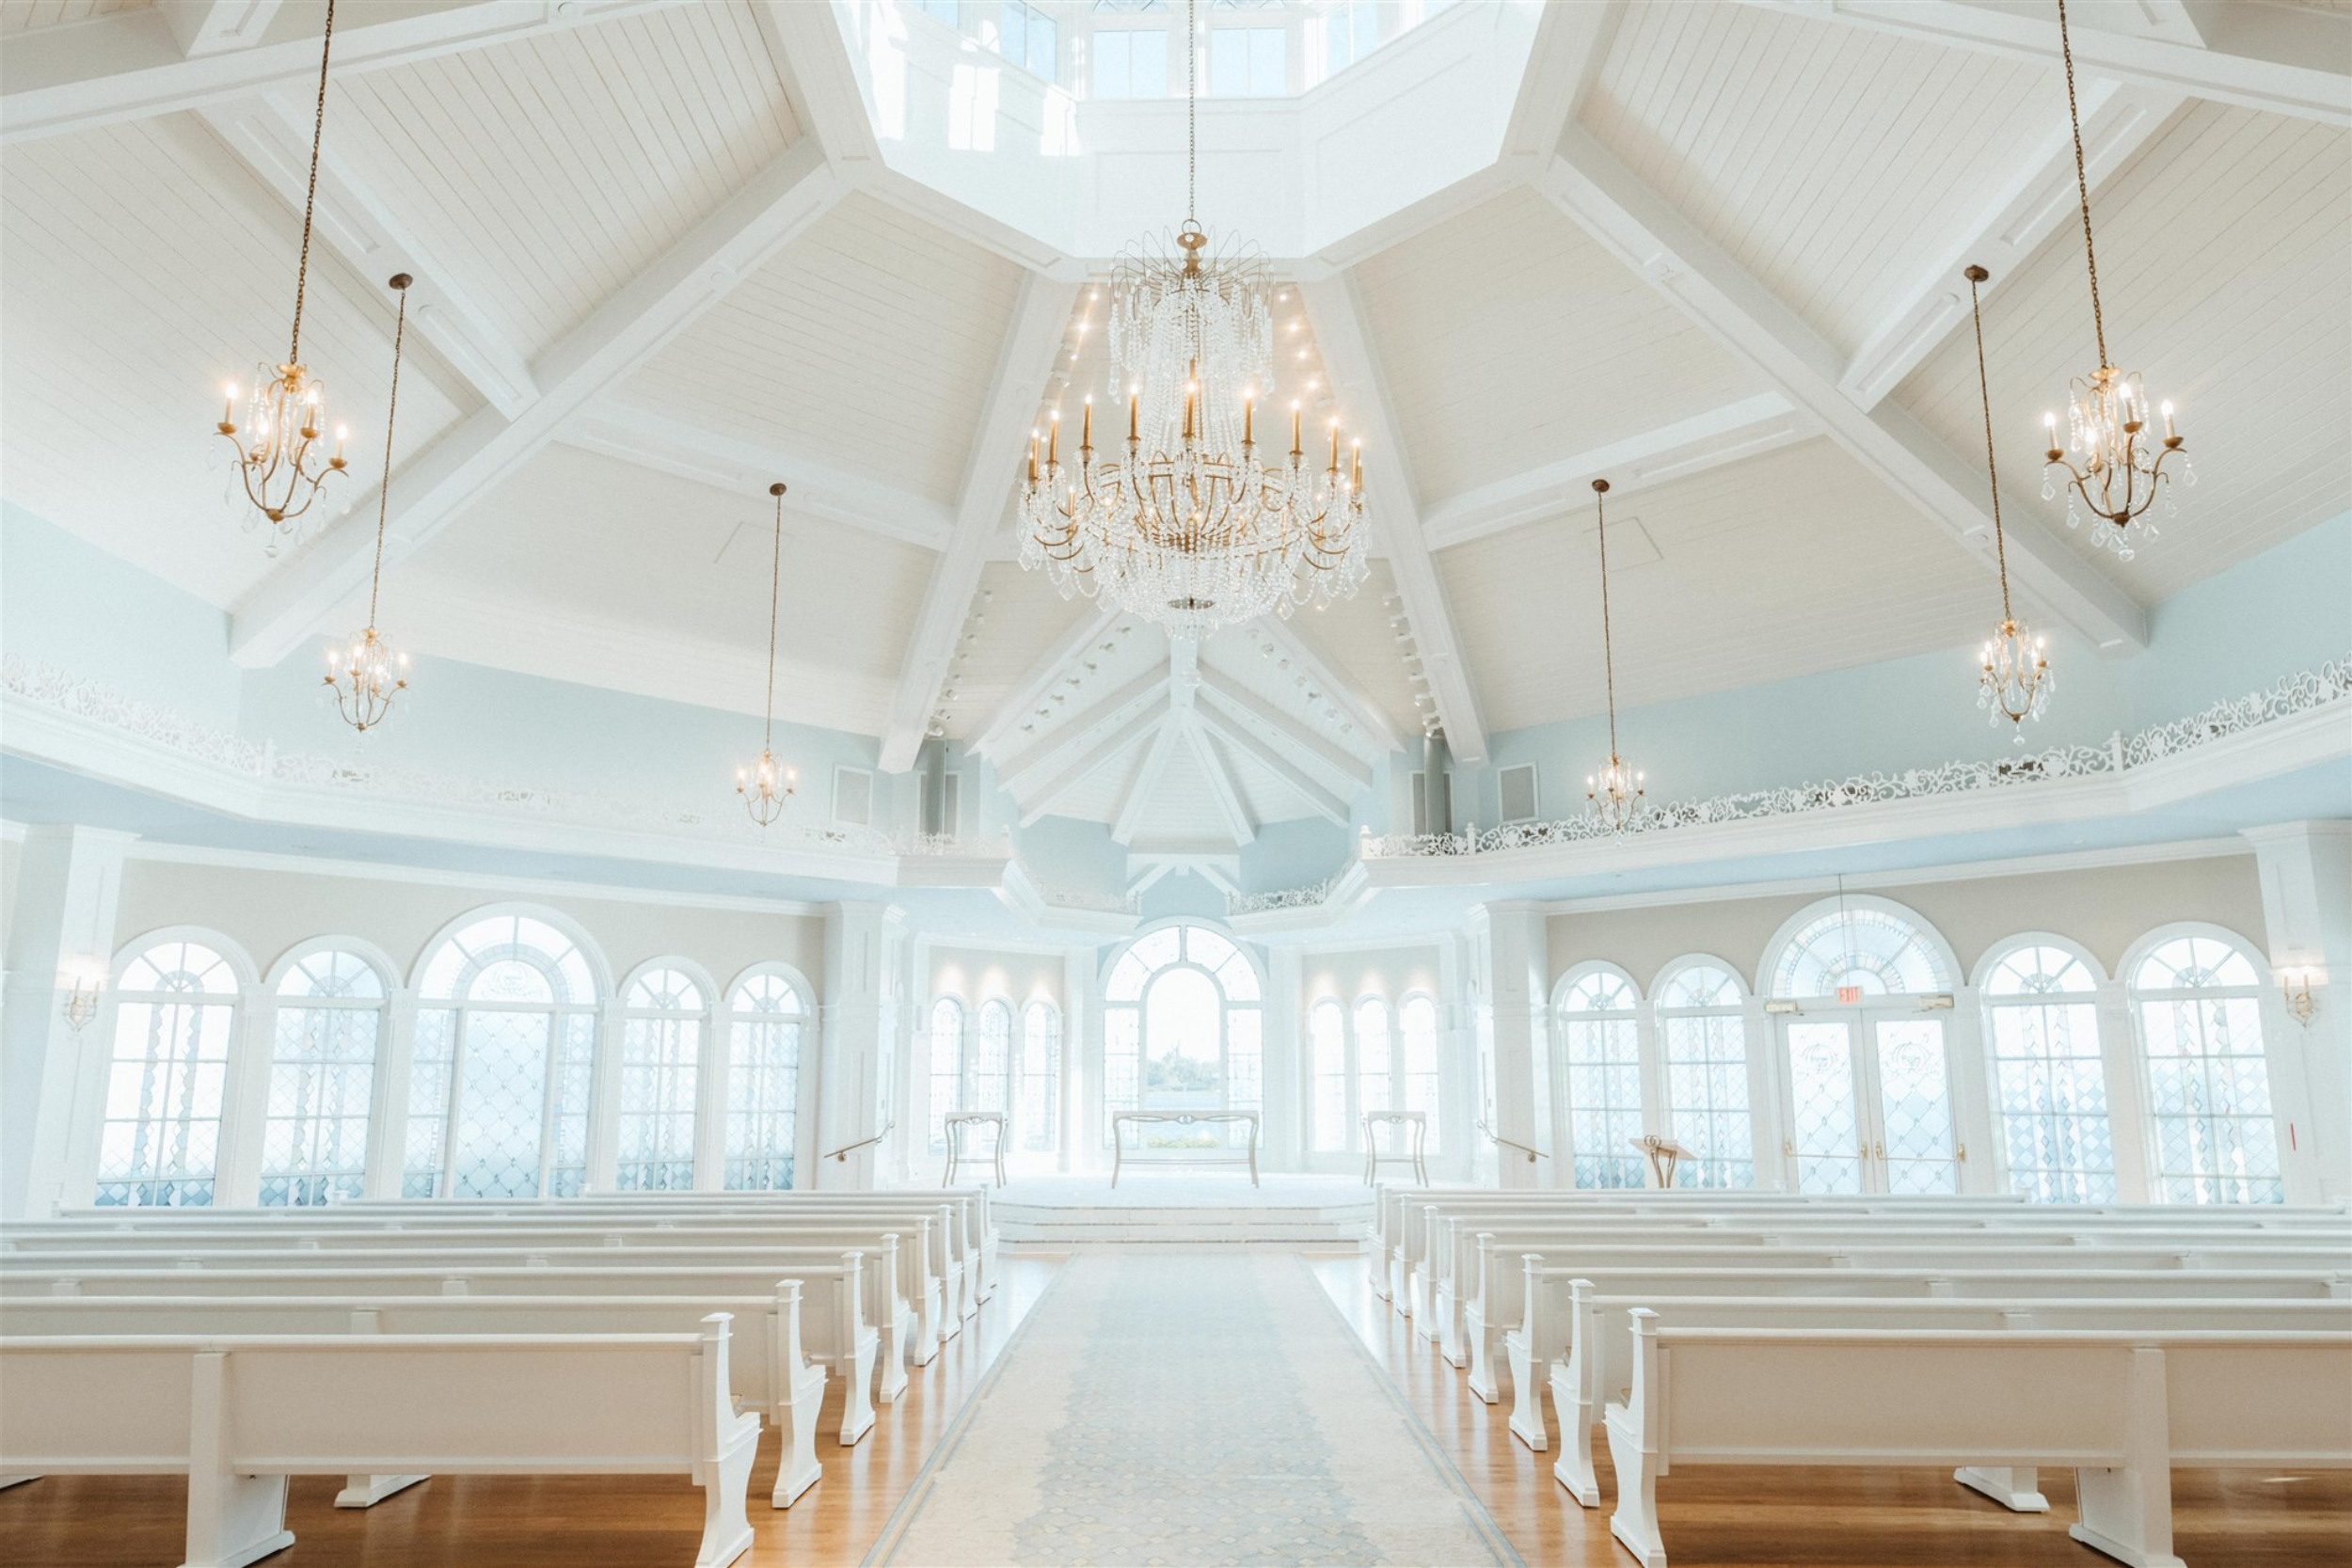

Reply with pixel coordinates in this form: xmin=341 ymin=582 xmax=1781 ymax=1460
xmin=1226 ymin=875 xmax=1346 ymax=915
xmin=1358 ymin=655 xmax=2350 ymax=861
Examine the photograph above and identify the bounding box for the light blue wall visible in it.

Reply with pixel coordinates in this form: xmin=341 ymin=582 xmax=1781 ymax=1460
xmin=1452 ymin=512 xmax=2352 ymax=833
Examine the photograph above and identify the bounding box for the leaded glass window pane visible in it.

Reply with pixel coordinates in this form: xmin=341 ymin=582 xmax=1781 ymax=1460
xmin=1355 ymin=997 xmax=1392 ymax=1118
xmin=1401 ymin=995 xmax=1440 ymax=1153
xmin=261 ymin=974 xmax=379 ymax=1207
xmin=929 ymin=998 xmax=964 ymax=1153
xmin=450 ymin=1009 xmax=548 ymax=1199
xmin=1311 ymin=1001 xmax=1348 ymax=1152
xmin=973 ymin=1001 xmax=1013 ymax=1117
xmin=617 ymin=968 xmax=703 ymax=1192
xmin=725 ymin=975 xmax=803 ymax=1192
xmin=1021 ymin=1003 xmax=1060 ymax=1152
xmin=2137 ymin=956 xmax=2280 ymax=1205
xmin=97 ymin=950 xmax=237 ymax=1209
xmin=1661 ymin=1006 xmax=1751 ymax=1189
xmin=1986 ymin=947 xmax=2114 ymax=1203
xmin=1772 ymin=909 xmax=1948 ymax=998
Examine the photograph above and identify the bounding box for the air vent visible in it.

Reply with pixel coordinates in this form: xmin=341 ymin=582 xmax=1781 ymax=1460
xmin=833 ymin=765 xmax=874 ymax=827
xmin=1498 ymin=763 xmax=1539 ymax=825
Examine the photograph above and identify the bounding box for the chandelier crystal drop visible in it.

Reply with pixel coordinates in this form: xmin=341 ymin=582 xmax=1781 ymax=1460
xmin=738 ymin=483 xmax=799 ymax=829
xmin=1964 ymin=264 xmax=2053 ymax=739
xmin=1016 ymin=0 xmax=1369 ymax=636
xmin=324 ymin=274 xmax=414 ymax=734
xmin=2040 ymin=0 xmax=2188 ymax=558
xmin=215 ymin=0 xmax=348 ymax=548
xmin=1583 ymin=479 xmax=1647 ymax=833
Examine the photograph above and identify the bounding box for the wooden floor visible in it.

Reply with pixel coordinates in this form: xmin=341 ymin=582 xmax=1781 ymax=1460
xmin=4 ymin=1249 xmax=2346 ymax=1566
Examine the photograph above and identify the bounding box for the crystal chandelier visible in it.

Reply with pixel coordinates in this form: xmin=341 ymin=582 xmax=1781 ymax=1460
xmin=1017 ymin=0 xmax=1369 ymax=636
xmin=1584 ymin=480 xmax=1647 ymax=832
xmin=2040 ymin=0 xmax=2188 ymax=559
xmin=1963 ymin=265 xmax=2053 ymax=739
xmin=213 ymin=0 xmax=351 ymax=548
xmin=324 ymin=275 xmax=415 ymax=733
xmin=737 ymin=483 xmax=799 ymax=828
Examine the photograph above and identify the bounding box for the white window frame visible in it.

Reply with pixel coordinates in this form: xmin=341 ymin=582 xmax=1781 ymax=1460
xmin=1552 ymin=961 xmax=1646 ymax=1190
xmin=1650 ymin=955 xmax=1755 ymax=1190
xmin=2122 ymin=923 xmax=2286 ymax=1206
xmin=615 ymin=959 xmax=714 ymax=1193
xmin=87 ymin=929 xmax=254 ymax=1209
xmin=1973 ymin=934 xmax=2118 ymax=1205
xmin=722 ymin=963 xmax=814 ymax=1191
xmin=258 ymin=939 xmax=394 ymax=1208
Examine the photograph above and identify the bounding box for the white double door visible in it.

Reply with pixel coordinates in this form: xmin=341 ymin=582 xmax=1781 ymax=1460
xmin=1779 ymin=1012 xmax=1961 ymax=1195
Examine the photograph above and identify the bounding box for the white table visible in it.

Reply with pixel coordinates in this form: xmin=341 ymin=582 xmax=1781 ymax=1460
xmin=1109 ymin=1112 xmax=1261 ymax=1188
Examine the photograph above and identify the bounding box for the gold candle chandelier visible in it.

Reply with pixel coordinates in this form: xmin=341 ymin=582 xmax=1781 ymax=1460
xmin=2040 ymin=0 xmax=2188 ymax=558
xmin=737 ymin=483 xmax=799 ymax=828
xmin=1965 ymin=264 xmax=2052 ymax=739
xmin=324 ymin=274 xmax=414 ymax=734
xmin=1584 ymin=479 xmax=1647 ymax=832
xmin=215 ymin=0 xmax=348 ymax=547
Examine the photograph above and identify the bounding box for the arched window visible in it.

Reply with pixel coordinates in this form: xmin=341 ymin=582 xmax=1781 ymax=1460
xmin=1310 ymin=999 xmax=1348 ymax=1152
xmin=617 ymin=966 xmax=706 ymax=1192
xmin=2133 ymin=934 xmax=2280 ymax=1205
xmin=927 ymin=998 xmax=964 ymax=1153
xmin=409 ymin=912 xmax=601 ymax=1199
xmin=1656 ymin=962 xmax=1751 ymax=1189
xmin=1102 ymin=923 xmax=1264 ymax=1147
xmin=1557 ymin=969 xmax=1644 ymax=1189
xmin=1021 ymin=1002 xmax=1061 ymax=1152
xmin=1355 ymin=996 xmax=1394 ymax=1124
xmin=974 ymin=1000 xmax=1013 ymax=1118
xmin=97 ymin=938 xmax=242 ymax=1207
xmin=1771 ymin=907 xmax=1950 ymax=998
xmin=262 ymin=947 xmax=386 ymax=1207
xmin=1400 ymin=994 xmax=1440 ymax=1153
xmin=724 ymin=971 xmax=806 ymax=1190
xmin=1982 ymin=943 xmax=2115 ymax=1204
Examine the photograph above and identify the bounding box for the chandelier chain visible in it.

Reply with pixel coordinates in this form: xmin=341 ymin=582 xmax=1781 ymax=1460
xmin=1965 ymin=266 xmax=2013 ymax=624
xmin=367 ymin=274 xmax=407 ymax=631
xmin=1185 ymin=0 xmax=1197 ymax=225
xmin=763 ymin=488 xmax=783 ymax=752
xmin=289 ymin=0 xmax=337 ymax=368
xmin=2055 ymin=0 xmax=2107 ymax=369
xmin=1596 ymin=484 xmax=1620 ymax=759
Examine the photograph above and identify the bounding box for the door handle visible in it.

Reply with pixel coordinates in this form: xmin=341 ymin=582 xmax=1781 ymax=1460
xmin=1783 ymin=1139 xmax=1795 ymax=1157
xmin=1874 ymin=1141 xmax=1885 ymax=1161
xmin=1955 ymin=1143 xmax=1966 ymax=1163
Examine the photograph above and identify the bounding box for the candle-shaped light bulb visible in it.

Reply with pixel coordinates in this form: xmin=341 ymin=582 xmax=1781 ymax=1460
xmin=1243 ymin=393 xmax=1254 ymax=446
xmin=1081 ymin=394 xmax=1093 ymax=449
xmin=1351 ymin=438 xmax=1362 ymax=490
xmin=221 ymin=384 xmax=237 ymax=425
xmin=334 ymin=424 xmax=348 ymax=461
xmin=1129 ymin=387 xmax=1140 ymax=441
xmin=1184 ymin=381 xmax=1196 ymax=440
xmin=1027 ymin=434 xmax=1039 ymax=484
xmin=1291 ymin=401 xmax=1302 ymax=456
xmin=1328 ymin=419 xmax=1340 ymax=472
xmin=1047 ymin=409 xmax=1058 ymax=466
xmin=2161 ymin=400 xmax=2177 ymax=439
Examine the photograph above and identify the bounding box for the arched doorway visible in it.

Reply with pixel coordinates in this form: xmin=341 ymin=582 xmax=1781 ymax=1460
xmin=1101 ymin=923 xmax=1264 ymax=1148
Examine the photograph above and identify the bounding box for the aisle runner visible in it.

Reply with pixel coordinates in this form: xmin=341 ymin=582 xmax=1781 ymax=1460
xmin=870 ymin=1251 xmax=1517 ymax=1566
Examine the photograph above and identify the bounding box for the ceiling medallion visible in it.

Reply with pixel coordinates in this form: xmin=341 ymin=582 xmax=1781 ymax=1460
xmin=737 ymin=483 xmax=799 ymax=828
xmin=1016 ymin=0 xmax=1368 ymax=637
xmin=215 ymin=0 xmax=349 ymax=549
xmin=1583 ymin=480 xmax=1647 ymax=833
xmin=2039 ymin=0 xmax=2188 ymax=559
xmin=324 ymin=275 xmax=416 ymax=733
xmin=1963 ymin=265 xmax=2052 ymax=739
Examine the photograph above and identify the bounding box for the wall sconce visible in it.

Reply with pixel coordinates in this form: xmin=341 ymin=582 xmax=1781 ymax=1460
xmin=2281 ymin=968 xmax=2318 ymax=1028
xmin=60 ymin=970 xmax=103 ymax=1031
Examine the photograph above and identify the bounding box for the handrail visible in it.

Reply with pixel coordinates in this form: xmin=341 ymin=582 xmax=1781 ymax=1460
xmin=825 ymin=1118 xmax=896 ymax=1164
xmin=1476 ymin=1117 xmax=1548 ymax=1164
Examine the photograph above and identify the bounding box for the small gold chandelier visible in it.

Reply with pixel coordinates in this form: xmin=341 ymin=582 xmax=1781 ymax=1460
xmin=215 ymin=0 xmax=348 ymax=548
xmin=1965 ymin=264 xmax=2052 ymax=740
xmin=324 ymin=274 xmax=414 ymax=734
xmin=1584 ymin=479 xmax=1647 ymax=832
xmin=2040 ymin=0 xmax=2188 ymax=558
xmin=737 ymin=483 xmax=799 ymax=828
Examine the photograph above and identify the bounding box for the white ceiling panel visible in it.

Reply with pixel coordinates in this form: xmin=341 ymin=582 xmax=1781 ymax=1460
xmin=1583 ymin=0 xmax=2060 ymax=362
xmin=1438 ymin=437 xmax=1991 ymax=733
xmin=1893 ymin=103 xmax=2352 ymax=605
xmin=0 ymin=0 xmax=143 ymax=31
xmin=0 ymin=112 xmax=476 ymax=608
xmin=326 ymin=0 xmax=803 ymax=361
xmin=1353 ymin=183 xmax=1764 ymax=504
xmin=389 ymin=444 xmax=930 ymax=735
xmin=939 ymin=562 xmax=1100 ymax=743
xmin=623 ymin=194 xmax=1026 ymax=506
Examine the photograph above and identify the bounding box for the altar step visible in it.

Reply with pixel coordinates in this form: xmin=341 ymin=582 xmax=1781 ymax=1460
xmin=994 ymin=1199 xmax=1374 ymax=1246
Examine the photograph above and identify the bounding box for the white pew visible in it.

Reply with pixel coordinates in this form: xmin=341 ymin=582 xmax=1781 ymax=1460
xmin=0 ymin=1278 xmax=859 ymax=1509
xmin=1 ymin=1248 xmax=914 ymax=1404
xmin=1601 ymin=1319 xmax=2352 ymax=1568
xmin=1456 ymin=1232 xmax=2352 ymax=1402
xmin=1528 ymin=1275 xmax=2352 ymax=1504
xmin=0 ymin=1316 xmax=762 ymax=1568
xmin=13 ymin=1210 xmax=974 ymax=1338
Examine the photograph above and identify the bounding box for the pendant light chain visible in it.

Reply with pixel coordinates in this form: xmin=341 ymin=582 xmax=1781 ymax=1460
xmin=1965 ymin=265 xmax=2013 ymax=624
xmin=2055 ymin=0 xmax=2107 ymax=368
xmin=289 ymin=0 xmax=338 ymax=368
xmin=1185 ymin=0 xmax=1197 ymax=227
xmin=1596 ymin=482 xmax=1620 ymax=760
xmin=366 ymin=274 xmax=408 ymax=631
xmin=763 ymin=484 xmax=784 ymax=754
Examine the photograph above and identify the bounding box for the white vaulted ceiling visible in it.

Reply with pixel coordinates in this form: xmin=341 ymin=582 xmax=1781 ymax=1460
xmin=1 ymin=0 xmax=2345 ymax=849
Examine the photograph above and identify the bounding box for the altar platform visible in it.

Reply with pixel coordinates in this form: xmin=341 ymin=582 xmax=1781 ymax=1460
xmin=981 ymin=1173 xmax=1378 ymax=1246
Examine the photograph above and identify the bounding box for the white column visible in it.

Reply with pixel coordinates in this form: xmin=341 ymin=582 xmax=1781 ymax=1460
xmin=1263 ymin=942 xmax=1303 ymax=1172
xmin=1470 ymin=902 xmax=1550 ymax=1190
xmin=366 ymin=988 xmax=418 ymax=1198
xmin=2242 ymin=820 xmax=2352 ymax=1203
xmin=818 ymin=902 xmax=904 ymax=1191
xmin=693 ymin=996 xmax=727 ymax=1192
xmin=215 ymin=984 xmax=274 ymax=1207
xmin=585 ymin=998 xmax=623 ymax=1192
xmin=1741 ymin=995 xmax=1782 ymax=1190
xmin=2093 ymin=980 xmax=2153 ymax=1203
xmin=1 ymin=825 xmax=132 ymax=1218
xmin=1438 ymin=933 xmax=1475 ymax=1182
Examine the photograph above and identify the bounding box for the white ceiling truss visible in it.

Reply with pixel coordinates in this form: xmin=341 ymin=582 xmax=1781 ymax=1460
xmin=4 ymin=0 xmax=2343 ymax=858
